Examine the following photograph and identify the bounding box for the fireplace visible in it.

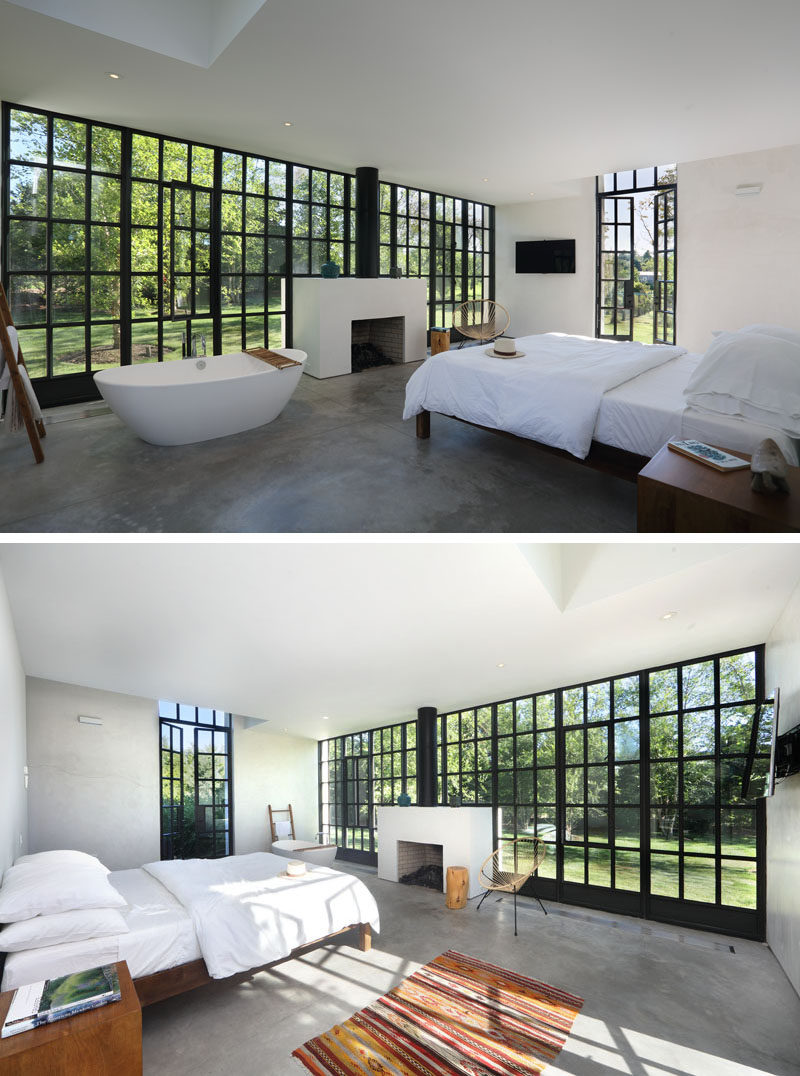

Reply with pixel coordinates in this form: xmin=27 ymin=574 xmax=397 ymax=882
xmin=351 ymin=316 xmax=405 ymax=372
xmin=397 ymin=840 xmax=443 ymax=891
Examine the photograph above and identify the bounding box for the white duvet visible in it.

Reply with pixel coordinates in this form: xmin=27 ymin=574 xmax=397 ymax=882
xmin=403 ymin=332 xmax=687 ymax=458
xmin=143 ymin=852 xmax=379 ymax=979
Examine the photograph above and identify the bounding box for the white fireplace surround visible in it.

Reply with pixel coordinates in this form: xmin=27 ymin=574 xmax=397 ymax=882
xmin=376 ymin=806 xmax=493 ymax=898
xmin=293 ymin=278 xmax=428 ymax=378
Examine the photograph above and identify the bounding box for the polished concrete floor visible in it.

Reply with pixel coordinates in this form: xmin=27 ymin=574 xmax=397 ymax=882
xmin=142 ymin=865 xmax=800 ymax=1076
xmin=0 ymin=363 xmax=636 ymax=532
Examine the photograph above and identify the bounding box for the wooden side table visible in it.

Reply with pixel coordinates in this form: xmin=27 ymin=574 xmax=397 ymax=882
xmin=445 ymin=865 xmax=469 ymax=909
xmin=0 ymin=961 xmax=142 ymax=1075
xmin=430 ymin=328 xmax=450 ymax=356
xmin=638 ymin=444 xmax=800 ymax=532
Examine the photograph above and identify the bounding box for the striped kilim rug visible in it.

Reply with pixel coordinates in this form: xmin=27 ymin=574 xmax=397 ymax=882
xmin=292 ymin=949 xmax=583 ymax=1075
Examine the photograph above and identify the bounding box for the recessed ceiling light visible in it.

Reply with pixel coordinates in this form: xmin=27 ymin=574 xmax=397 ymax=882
xmin=496 ymin=662 xmax=505 ymax=668
xmin=482 ymin=177 xmax=488 ymax=182
xmin=322 ymin=715 xmax=329 ymax=720
xmin=283 ymin=121 xmax=293 ymax=127
xmin=106 ymin=72 xmax=122 ymax=80
xmin=529 ymin=192 xmax=535 ymax=197
xmin=660 ymin=611 xmax=677 ymax=621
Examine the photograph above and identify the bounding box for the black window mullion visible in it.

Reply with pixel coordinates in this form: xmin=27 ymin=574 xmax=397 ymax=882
xmin=211 ymin=148 xmax=223 ymax=355
xmin=714 ymin=656 xmax=722 ymax=906
xmin=640 ymin=670 xmax=650 ymax=919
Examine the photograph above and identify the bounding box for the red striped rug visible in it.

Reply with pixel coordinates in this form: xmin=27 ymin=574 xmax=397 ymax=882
xmin=292 ymin=949 xmax=583 ymax=1075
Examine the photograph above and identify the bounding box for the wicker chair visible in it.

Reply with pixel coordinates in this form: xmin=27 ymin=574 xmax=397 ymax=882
xmin=477 ymin=836 xmax=548 ymax=936
xmin=452 ymin=300 xmax=510 ymax=347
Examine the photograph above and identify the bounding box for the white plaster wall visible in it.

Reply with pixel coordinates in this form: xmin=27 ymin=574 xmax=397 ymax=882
xmin=233 ymin=724 xmax=318 ymax=855
xmin=677 ymin=144 xmax=800 ymax=354
xmin=765 ymin=580 xmax=800 ymax=999
xmin=26 ymin=678 xmax=161 ymax=870
xmin=25 ymin=677 xmax=318 ymax=870
xmin=496 ymin=145 xmax=800 ymax=355
xmin=494 ymin=182 xmax=597 ymax=339
xmin=0 ymin=571 xmax=27 ymax=874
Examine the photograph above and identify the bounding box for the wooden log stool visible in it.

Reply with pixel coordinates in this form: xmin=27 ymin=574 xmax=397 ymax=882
xmin=430 ymin=327 xmax=450 ymax=356
xmin=445 ymin=865 xmax=469 ymax=909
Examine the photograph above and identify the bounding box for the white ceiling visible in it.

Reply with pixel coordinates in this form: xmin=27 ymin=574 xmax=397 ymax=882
xmin=2 ymin=541 xmax=797 ymax=740
xmin=1 ymin=0 xmax=799 ymax=203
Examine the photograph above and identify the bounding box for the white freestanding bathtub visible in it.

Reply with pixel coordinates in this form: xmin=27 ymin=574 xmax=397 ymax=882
xmin=94 ymin=349 xmax=306 ymax=446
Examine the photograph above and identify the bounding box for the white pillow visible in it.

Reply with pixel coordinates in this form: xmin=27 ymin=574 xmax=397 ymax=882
xmin=0 ymin=907 xmax=129 ymax=952
xmin=0 ymin=863 xmax=127 ymax=923
xmin=738 ymin=324 xmax=800 ymax=347
xmin=712 ymin=325 xmax=800 ymax=347
xmin=15 ymin=850 xmax=110 ymax=874
xmin=685 ymin=331 xmax=800 ymax=436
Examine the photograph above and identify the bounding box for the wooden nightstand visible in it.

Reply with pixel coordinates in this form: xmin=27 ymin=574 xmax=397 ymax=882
xmin=638 ymin=444 xmax=800 ymax=532
xmin=0 ymin=961 xmax=142 ymax=1075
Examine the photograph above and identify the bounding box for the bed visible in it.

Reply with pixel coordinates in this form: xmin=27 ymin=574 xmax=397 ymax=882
xmin=403 ymin=332 xmax=800 ymax=470
xmin=0 ymin=852 xmax=379 ymax=1007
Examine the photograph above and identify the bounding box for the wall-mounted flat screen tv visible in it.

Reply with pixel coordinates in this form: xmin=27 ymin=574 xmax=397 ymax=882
xmin=516 ymin=239 xmax=576 ymax=274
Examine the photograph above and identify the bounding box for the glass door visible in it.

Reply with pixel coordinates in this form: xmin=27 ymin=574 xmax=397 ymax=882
xmin=338 ymin=733 xmax=374 ymax=863
xmin=653 ymin=188 xmax=676 ymax=344
xmin=559 ymin=676 xmax=643 ymax=915
xmin=597 ymin=195 xmax=634 ymax=339
xmin=160 ymin=721 xmax=185 ymax=860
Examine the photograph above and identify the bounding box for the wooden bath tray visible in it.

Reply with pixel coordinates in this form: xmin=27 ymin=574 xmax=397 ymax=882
xmin=245 ymin=348 xmax=301 ymax=370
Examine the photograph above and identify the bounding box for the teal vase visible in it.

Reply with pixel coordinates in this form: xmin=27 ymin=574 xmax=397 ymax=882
xmin=397 ymin=792 xmax=411 ymax=806
xmin=320 ymin=261 xmax=340 ymax=278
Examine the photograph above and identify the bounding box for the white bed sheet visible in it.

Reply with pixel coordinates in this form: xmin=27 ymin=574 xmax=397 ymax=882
xmin=596 ymin=353 xmax=800 ymax=464
xmin=144 ymin=851 xmax=380 ymax=979
xmin=1 ymin=867 xmax=200 ymax=991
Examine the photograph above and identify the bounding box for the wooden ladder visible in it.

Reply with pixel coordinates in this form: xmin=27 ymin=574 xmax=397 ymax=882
xmin=0 ymin=282 xmax=45 ymax=463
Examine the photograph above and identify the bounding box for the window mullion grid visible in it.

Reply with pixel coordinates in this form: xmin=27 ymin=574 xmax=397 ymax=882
xmin=640 ymin=671 xmax=651 ymax=919
xmin=582 ymin=685 xmax=588 ymax=885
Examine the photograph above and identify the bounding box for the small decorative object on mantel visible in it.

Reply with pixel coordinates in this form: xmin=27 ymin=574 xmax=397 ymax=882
xmin=320 ymin=260 xmax=340 ymax=278
xmin=448 ymin=793 xmax=462 ymax=808
xmin=751 ymin=438 xmax=790 ymax=495
xmin=389 ymin=265 xmax=404 ymax=278
xmin=397 ymin=791 xmax=411 ymax=806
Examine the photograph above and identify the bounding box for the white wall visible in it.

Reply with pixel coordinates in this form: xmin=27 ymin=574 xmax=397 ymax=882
xmin=495 ymin=182 xmax=596 ymax=338
xmin=0 ymin=571 xmax=27 ymax=874
xmin=25 ymin=677 xmax=318 ymax=870
xmin=765 ymin=581 xmax=800 ymax=998
xmin=677 ymin=143 xmax=800 ymax=353
xmin=26 ymin=678 xmax=161 ymax=870
xmin=495 ymin=144 xmax=800 ymax=353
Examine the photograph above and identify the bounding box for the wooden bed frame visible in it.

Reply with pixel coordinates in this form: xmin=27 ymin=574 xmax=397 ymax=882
xmin=134 ymin=921 xmax=372 ymax=1007
xmin=415 ymin=408 xmax=649 ymax=481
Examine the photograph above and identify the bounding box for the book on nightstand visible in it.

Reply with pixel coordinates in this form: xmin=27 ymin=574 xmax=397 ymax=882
xmin=667 ymin=439 xmax=750 ymax=472
xmin=1 ymin=964 xmax=121 ymax=1038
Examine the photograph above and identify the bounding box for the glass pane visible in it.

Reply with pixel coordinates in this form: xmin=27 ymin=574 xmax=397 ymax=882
xmin=588 ymin=847 xmax=611 ymax=887
xmin=720 ymin=707 xmax=755 ymax=754
xmin=720 ymin=809 xmax=756 ymax=856
xmin=650 ymin=668 xmax=678 ymax=713
xmin=614 ymin=676 xmax=639 ymax=716
xmin=650 ymin=807 xmax=679 ymax=851
xmin=683 ymin=857 xmax=716 ymax=903
xmin=10 ymin=110 xmax=48 ymax=163
xmin=563 ymin=687 xmax=584 ymax=724
xmin=9 ymin=165 xmax=48 ymax=217
xmin=682 ymin=661 xmax=715 ymax=708
xmin=131 ymin=134 xmax=159 ymax=179
xmin=721 ymin=858 xmax=757 ymax=908
xmin=720 ymin=651 xmax=756 ymax=703
xmin=650 ymin=715 xmax=678 ymax=757
xmin=131 ymin=321 xmax=158 ymax=364
xmin=536 ymin=729 xmax=555 ymax=766
xmin=92 ymin=126 xmax=121 ymax=173
xmin=91 ymin=176 xmax=120 ymax=223
xmin=650 ymin=853 xmax=679 ymax=897
xmin=565 ymin=729 xmax=584 ymax=764
xmin=587 ymin=682 xmax=610 ymax=721
xmin=17 ymin=327 xmax=46 ymax=377
xmin=615 ymin=764 xmax=639 ymax=804
xmin=684 ymin=760 xmax=716 ymax=805
xmin=91 ymin=275 xmax=120 ymax=320
xmin=563 ymin=845 xmax=584 ymax=883
xmin=615 ymin=850 xmax=640 ymax=891
xmin=8 ymin=275 xmax=46 ymax=325
xmin=90 ymin=322 xmax=119 ymax=371
xmin=683 ymin=807 xmax=715 ymax=854
xmin=683 ymin=709 xmax=715 ymax=756
xmin=52 ymin=324 xmax=85 ymax=373
xmin=192 ymin=145 xmax=214 ymax=187
xmin=615 ymin=720 xmax=639 ymax=761
xmin=52 ymin=223 xmax=85 ymax=270
xmin=52 ymin=276 xmax=85 ymax=322
xmin=587 ymin=726 xmax=608 ymax=763
xmin=615 ymin=806 xmax=640 ymax=847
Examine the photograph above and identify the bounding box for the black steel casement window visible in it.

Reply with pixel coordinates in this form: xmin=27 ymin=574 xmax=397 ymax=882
xmin=436 ymin=644 xmax=769 ymax=940
xmin=378 ymin=180 xmax=494 ymax=337
xmin=159 ymin=701 xmax=233 ymax=861
xmin=318 ymin=720 xmax=416 ymax=864
xmin=596 ymin=163 xmax=677 ymax=345
xmin=3 ymin=102 xmax=496 ymax=407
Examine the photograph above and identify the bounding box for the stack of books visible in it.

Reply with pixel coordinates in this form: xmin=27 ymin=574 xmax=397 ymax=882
xmin=1 ymin=964 xmax=121 ymax=1038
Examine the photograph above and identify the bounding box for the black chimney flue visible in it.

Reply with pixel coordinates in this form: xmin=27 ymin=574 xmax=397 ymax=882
xmin=355 ymin=166 xmax=380 ymax=278
xmin=417 ymin=706 xmax=438 ymax=806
